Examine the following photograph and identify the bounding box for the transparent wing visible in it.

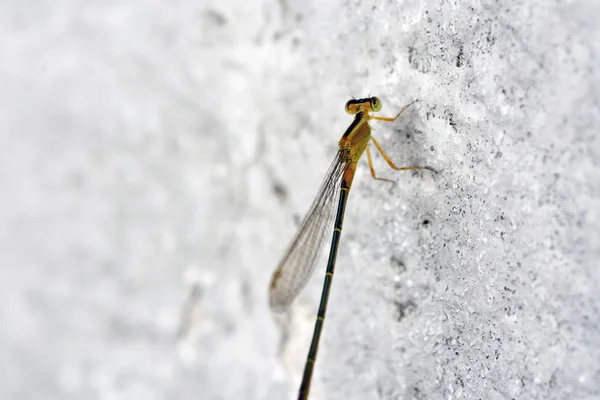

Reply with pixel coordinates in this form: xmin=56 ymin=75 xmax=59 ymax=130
xmin=269 ymin=151 xmax=346 ymax=312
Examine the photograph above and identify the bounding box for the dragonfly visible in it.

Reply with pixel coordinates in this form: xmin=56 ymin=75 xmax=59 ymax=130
xmin=268 ymin=96 xmax=434 ymax=399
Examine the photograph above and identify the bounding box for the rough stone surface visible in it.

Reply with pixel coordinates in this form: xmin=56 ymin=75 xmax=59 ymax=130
xmin=1 ymin=1 xmax=598 ymax=399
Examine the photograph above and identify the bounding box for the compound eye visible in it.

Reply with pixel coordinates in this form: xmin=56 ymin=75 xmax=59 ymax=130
xmin=345 ymin=100 xmax=358 ymax=114
xmin=370 ymin=96 xmax=382 ymax=112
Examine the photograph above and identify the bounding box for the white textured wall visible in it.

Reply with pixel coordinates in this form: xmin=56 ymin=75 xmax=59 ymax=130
xmin=1 ymin=1 xmax=598 ymax=399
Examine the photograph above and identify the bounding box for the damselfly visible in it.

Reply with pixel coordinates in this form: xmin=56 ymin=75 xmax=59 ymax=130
xmin=268 ymin=97 xmax=434 ymax=399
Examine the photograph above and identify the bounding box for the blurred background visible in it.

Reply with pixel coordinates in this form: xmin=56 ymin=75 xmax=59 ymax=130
xmin=1 ymin=0 xmax=599 ymax=399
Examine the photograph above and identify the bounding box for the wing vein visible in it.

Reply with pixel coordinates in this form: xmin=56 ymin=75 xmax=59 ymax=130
xmin=269 ymin=151 xmax=347 ymax=312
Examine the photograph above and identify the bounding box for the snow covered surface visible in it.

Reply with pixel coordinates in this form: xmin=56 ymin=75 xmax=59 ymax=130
xmin=1 ymin=1 xmax=599 ymax=399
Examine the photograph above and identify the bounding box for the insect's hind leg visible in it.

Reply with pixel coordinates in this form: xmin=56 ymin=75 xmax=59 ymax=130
xmin=366 ymin=144 xmax=394 ymax=183
xmin=371 ymin=137 xmax=437 ymax=173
